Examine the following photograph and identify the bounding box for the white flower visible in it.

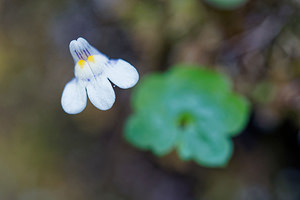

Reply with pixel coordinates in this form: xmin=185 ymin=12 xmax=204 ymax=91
xmin=61 ymin=37 xmax=139 ymax=114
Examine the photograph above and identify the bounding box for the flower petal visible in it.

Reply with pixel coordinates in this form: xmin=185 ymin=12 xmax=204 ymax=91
xmin=61 ymin=78 xmax=87 ymax=114
xmin=87 ymin=54 xmax=109 ymax=77
xmin=69 ymin=37 xmax=107 ymax=63
xmin=86 ymin=76 xmax=115 ymax=110
xmin=69 ymin=40 xmax=81 ymax=63
xmin=77 ymin=37 xmax=107 ymax=57
xmin=105 ymin=59 xmax=139 ymax=89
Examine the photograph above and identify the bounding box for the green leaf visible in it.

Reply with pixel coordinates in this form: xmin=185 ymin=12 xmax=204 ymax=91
xmin=177 ymin=124 xmax=233 ymax=167
xmin=218 ymin=94 xmax=250 ymax=135
xmin=125 ymin=65 xmax=250 ymax=167
xmin=132 ymin=73 xmax=166 ymax=111
xmin=205 ymin=0 xmax=247 ymax=10
xmin=125 ymin=109 xmax=178 ymax=155
xmin=168 ymin=65 xmax=232 ymax=95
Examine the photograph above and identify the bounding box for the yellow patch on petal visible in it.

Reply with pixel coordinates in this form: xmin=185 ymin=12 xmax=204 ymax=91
xmin=78 ymin=60 xmax=86 ymax=68
xmin=88 ymin=55 xmax=95 ymax=63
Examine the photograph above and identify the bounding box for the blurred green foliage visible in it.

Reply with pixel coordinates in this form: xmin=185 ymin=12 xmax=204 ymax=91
xmin=0 ymin=0 xmax=299 ymax=199
xmin=205 ymin=0 xmax=248 ymax=10
xmin=125 ymin=65 xmax=250 ymax=167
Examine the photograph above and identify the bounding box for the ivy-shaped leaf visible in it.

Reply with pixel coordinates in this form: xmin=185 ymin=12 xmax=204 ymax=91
xmin=125 ymin=65 xmax=250 ymax=167
xmin=205 ymin=0 xmax=248 ymax=10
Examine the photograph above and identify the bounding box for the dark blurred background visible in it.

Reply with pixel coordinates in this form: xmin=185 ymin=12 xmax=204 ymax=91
xmin=0 ymin=0 xmax=299 ymax=199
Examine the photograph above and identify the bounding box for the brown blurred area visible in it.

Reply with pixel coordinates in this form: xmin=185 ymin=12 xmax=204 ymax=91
xmin=0 ymin=0 xmax=299 ymax=199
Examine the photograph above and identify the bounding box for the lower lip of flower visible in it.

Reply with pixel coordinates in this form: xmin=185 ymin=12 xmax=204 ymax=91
xmin=77 ymin=55 xmax=96 ymax=69
xmin=78 ymin=60 xmax=86 ymax=68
